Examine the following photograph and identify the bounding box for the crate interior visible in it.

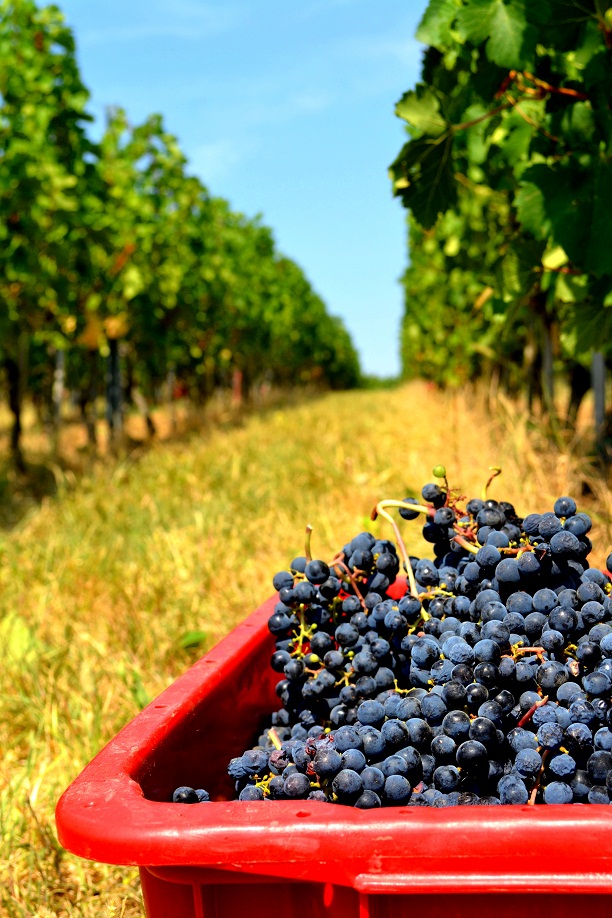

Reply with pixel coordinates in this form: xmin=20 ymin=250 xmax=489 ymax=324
xmin=135 ymin=625 xmax=280 ymax=802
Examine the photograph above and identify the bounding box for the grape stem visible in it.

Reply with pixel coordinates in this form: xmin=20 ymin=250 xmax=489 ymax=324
xmin=304 ymin=524 xmax=313 ymax=562
xmin=267 ymin=728 xmax=282 ymax=750
xmin=371 ymin=500 xmax=420 ymax=598
xmin=330 ymin=557 xmax=368 ymax=611
xmin=513 ymin=646 xmax=545 ymax=662
xmin=372 ymin=498 xmax=433 ymax=519
xmin=517 ymin=694 xmax=549 ymax=729
xmin=452 ymin=534 xmax=479 ymax=555
xmin=482 ymin=466 xmax=502 ymax=500
xmin=528 ymin=749 xmax=551 ymax=805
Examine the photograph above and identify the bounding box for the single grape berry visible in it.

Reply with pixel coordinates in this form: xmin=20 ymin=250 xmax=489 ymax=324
xmin=172 ymin=786 xmax=199 ymax=803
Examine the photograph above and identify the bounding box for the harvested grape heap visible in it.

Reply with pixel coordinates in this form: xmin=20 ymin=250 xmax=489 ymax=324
xmin=174 ymin=468 xmax=612 ymax=808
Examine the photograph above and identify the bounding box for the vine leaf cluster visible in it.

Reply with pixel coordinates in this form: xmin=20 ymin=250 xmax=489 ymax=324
xmin=391 ymin=0 xmax=612 ymax=419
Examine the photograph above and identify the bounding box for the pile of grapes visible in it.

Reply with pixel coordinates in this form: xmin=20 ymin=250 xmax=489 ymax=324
xmin=173 ymin=468 xmax=612 ymax=808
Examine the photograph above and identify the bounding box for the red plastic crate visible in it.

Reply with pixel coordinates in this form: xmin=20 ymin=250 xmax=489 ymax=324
xmin=56 ymin=592 xmax=612 ymax=918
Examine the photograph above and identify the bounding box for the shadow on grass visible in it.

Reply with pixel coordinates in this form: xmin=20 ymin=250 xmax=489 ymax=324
xmin=0 ymin=386 xmax=351 ymax=529
xmin=0 ymin=460 xmax=60 ymax=529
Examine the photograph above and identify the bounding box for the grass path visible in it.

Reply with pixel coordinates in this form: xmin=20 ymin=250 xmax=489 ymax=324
xmin=1 ymin=381 xmax=611 ymax=916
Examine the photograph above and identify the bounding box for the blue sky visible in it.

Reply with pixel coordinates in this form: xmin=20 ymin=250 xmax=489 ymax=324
xmin=59 ymin=0 xmax=430 ymax=377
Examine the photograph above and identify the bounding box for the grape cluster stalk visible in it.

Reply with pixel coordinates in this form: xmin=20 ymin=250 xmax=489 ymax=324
xmin=174 ymin=468 xmax=612 ymax=809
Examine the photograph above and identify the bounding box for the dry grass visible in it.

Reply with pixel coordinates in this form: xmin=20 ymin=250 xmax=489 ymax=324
xmin=1 ymin=381 xmax=611 ymax=916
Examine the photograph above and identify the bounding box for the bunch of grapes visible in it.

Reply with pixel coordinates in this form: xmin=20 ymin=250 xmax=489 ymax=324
xmin=174 ymin=467 xmax=612 ymax=808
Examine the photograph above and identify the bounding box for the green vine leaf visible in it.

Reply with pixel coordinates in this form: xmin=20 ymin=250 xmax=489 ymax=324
xmin=457 ymin=0 xmax=537 ymax=69
xmin=415 ymin=0 xmax=462 ymax=51
xmin=394 ymin=87 xmax=448 ymax=137
xmin=390 ymin=133 xmax=457 ymax=229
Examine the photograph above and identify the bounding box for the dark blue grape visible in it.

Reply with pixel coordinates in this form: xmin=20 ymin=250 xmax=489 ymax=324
xmin=498 ymin=774 xmax=528 ymax=804
xmin=506 ymin=592 xmax=533 ymax=615
xmin=241 ymin=749 xmax=269 ymax=776
xmin=517 ymin=551 xmax=540 ymax=578
xmin=333 ymin=725 xmax=362 ymax=752
xmin=384 ymin=774 xmax=412 ymax=804
xmin=570 ymin=769 xmax=592 ymax=802
xmin=335 ymin=623 xmax=360 ymax=647
xmin=587 ymin=750 xmax=612 ymax=784
xmin=399 ymin=497 xmax=420 ymax=520
xmin=172 ymin=786 xmax=199 ymax=803
xmin=550 ymin=530 xmax=582 ymax=560
xmin=565 ymin=721 xmax=594 ymax=754
xmin=361 ymin=765 xmax=386 ymax=791
xmin=488 ymin=531 xmax=510 ymax=549
xmin=313 ymin=746 xmax=342 ymax=779
xmin=395 ymin=746 xmax=423 ymax=785
xmin=523 ymin=514 xmax=542 ymax=536
xmin=536 ymin=660 xmax=568 ymax=694
xmin=304 ymin=559 xmax=330 ymax=584
xmin=354 ymin=789 xmax=382 ymax=808
xmin=569 ymin=700 xmax=597 ymax=726
xmin=514 ymin=748 xmax=542 ymax=779
xmin=430 ymin=659 xmax=455 ymax=685
xmin=538 ymin=512 xmax=563 ymax=540
xmin=332 ymin=768 xmax=363 ymax=802
xmin=473 ymin=661 xmax=500 ymax=690
xmin=564 ymin=513 xmax=592 ymax=537
xmin=381 ymin=718 xmax=409 ymax=747
xmin=441 ymin=680 xmax=468 ymax=709
xmin=431 ymin=733 xmax=457 ymax=764
xmin=582 ymin=599 xmax=605 ymax=626
xmin=239 ymin=785 xmax=265 ymax=801
xmin=380 ymin=754 xmax=409 ymax=778
xmin=352 ymin=651 xmax=378 ymax=675
xmin=548 ymin=752 xmax=576 ymax=780
xmin=476 ymin=544 xmax=501 ymax=569
xmin=361 ymin=728 xmax=387 ymax=758
xmin=496 ymin=558 xmax=521 ymax=584
xmin=442 ymin=710 xmax=471 ymax=742
xmin=595 ymin=728 xmax=612 ymax=751
xmin=309 ymin=631 xmax=334 ymax=655
xmin=583 ymin=671 xmax=611 ymax=697
xmin=456 ymin=740 xmax=488 ymax=771
xmin=405 ymin=717 xmax=433 ymax=749
xmin=433 ymin=765 xmax=461 ymax=793
xmin=319 ymin=576 xmax=342 ymax=599
xmin=420 ymin=693 xmax=447 ymax=724
xmin=539 ymin=631 xmax=565 ymax=656
xmin=588 ymin=786 xmax=610 ymax=804
xmin=474 ymin=639 xmax=501 ymax=665
xmin=340 ymin=748 xmax=367 ymax=772
xmin=543 ymin=781 xmax=573 ymax=804
xmin=554 ymin=496 xmax=577 ymax=518
xmin=507 ymin=727 xmax=538 ymax=755
xmin=469 ymin=717 xmax=499 ymax=752
xmin=537 ymin=722 xmax=564 ymax=751
xmin=357 ymin=700 xmax=386 ymax=727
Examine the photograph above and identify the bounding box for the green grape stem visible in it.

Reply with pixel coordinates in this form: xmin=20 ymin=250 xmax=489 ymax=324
xmin=305 ymin=524 xmax=313 ymax=562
